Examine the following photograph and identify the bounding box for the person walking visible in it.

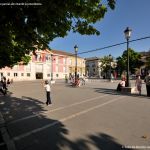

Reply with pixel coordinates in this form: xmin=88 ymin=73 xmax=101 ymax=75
xmin=144 ymin=72 xmax=150 ymax=97
xmin=44 ymin=80 xmax=52 ymax=106
xmin=135 ymin=75 xmax=142 ymax=95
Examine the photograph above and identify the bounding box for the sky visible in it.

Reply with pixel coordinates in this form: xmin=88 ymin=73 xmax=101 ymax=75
xmin=49 ymin=0 xmax=150 ymax=59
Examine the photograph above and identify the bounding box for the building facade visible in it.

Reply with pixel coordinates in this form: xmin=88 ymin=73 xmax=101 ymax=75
xmin=52 ymin=50 xmax=85 ymax=79
xmin=0 ymin=49 xmax=52 ymax=81
xmin=85 ymin=57 xmax=102 ymax=78
xmin=0 ymin=49 xmax=85 ymax=81
xmin=139 ymin=51 xmax=150 ymax=77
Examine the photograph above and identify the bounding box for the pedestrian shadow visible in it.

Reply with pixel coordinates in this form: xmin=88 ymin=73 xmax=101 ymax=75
xmin=0 ymin=95 xmax=133 ymax=150
xmin=94 ymin=88 xmax=119 ymax=95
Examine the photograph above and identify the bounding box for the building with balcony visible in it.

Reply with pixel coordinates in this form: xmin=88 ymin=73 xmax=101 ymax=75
xmin=85 ymin=57 xmax=102 ymax=78
xmin=0 ymin=49 xmax=85 ymax=81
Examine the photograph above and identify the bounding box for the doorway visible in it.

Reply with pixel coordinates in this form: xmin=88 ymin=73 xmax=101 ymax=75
xmin=36 ymin=73 xmax=43 ymax=79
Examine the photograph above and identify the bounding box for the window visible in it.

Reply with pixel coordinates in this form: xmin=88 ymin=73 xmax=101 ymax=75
xmin=46 ymin=54 xmax=51 ymax=62
xmin=56 ymin=74 xmax=59 ymax=77
xmin=55 ymin=57 xmax=58 ymax=64
xmin=56 ymin=65 xmax=58 ymax=72
xmin=63 ymin=58 xmax=66 ymax=64
xmin=21 ymin=73 xmax=24 ymax=76
xmin=27 ymin=73 xmax=30 ymax=77
xmin=7 ymin=73 xmax=10 ymax=76
xmin=63 ymin=66 xmax=66 ymax=73
xmin=69 ymin=59 xmax=72 ymax=65
xmin=47 ymin=74 xmax=50 ymax=77
xmin=37 ymin=53 xmax=41 ymax=61
xmin=14 ymin=73 xmax=18 ymax=77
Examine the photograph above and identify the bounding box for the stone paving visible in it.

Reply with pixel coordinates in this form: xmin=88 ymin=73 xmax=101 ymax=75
xmin=0 ymin=79 xmax=149 ymax=150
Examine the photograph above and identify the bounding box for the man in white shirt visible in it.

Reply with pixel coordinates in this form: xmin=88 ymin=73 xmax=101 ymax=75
xmin=44 ymin=80 xmax=52 ymax=105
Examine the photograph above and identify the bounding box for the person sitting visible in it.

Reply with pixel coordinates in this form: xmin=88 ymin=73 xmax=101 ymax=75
xmin=117 ymin=78 xmax=126 ymax=91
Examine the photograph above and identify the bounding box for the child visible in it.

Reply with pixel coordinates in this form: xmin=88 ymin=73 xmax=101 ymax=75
xmin=44 ymin=80 xmax=52 ymax=106
xmin=135 ymin=75 xmax=142 ymax=95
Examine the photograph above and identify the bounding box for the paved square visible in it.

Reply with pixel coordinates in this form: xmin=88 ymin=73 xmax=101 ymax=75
xmin=0 ymin=80 xmax=150 ymax=150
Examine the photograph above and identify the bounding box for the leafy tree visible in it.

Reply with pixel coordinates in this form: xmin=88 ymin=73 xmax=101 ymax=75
xmin=100 ymin=55 xmax=114 ymax=78
xmin=116 ymin=48 xmax=144 ymax=75
xmin=21 ymin=55 xmax=31 ymax=65
xmin=145 ymin=54 xmax=150 ymax=70
xmin=0 ymin=0 xmax=116 ymax=68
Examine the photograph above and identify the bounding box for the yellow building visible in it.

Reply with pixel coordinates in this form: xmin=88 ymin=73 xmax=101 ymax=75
xmin=68 ymin=55 xmax=85 ymax=77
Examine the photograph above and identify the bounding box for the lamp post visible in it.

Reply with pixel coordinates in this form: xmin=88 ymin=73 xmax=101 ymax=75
xmin=74 ymin=45 xmax=78 ymax=83
xmin=51 ymin=54 xmax=53 ymax=81
xmin=124 ymin=27 xmax=132 ymax=87
xmin=109 ymin=54 xmax=112 ymax=81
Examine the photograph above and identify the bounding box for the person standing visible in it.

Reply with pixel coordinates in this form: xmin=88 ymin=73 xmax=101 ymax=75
xmin=144 ymin=72 xmax=150 ymax=97
xmin=1 ymin=77 xmax=7 ymax=95
xmin=135 ymin=75 xmax=142 ymax=95
xmin=81 ymin=75 xmax=86 ymax=85
xmin=44 ymin=80 xmax=52 ymax=106
xmin=65 ymin=75 xmax=68 ymax=83
xmin=0 ymin=79 xmax=5 ymax=95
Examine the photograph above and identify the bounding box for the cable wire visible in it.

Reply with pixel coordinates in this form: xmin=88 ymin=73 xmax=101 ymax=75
xmin=77 ymin=36 xmax=150 ymax=55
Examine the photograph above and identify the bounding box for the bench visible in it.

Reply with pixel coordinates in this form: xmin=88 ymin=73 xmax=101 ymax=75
xmin=121 ymin=87 xmax=139 ymax=94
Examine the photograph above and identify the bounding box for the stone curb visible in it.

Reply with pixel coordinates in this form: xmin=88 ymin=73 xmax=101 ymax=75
xmin=0 ymin=112 xmax=16 ymax=150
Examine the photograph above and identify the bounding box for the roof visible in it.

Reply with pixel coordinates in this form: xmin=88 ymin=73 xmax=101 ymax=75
xmin=52 ymin=49 xmax=74 ymax=56
xmin=85 ymin=57 xmax=100 ymax=61
xmin=51 ymin=49 xmax=83 ymax=58
xmin=139 ymin=51 xmax=150 ymax=56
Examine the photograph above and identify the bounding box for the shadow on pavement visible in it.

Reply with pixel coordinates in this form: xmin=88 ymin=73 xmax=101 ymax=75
xmin=93 ymin=87 xmax=150 ymax=99
xmin=94 ymin=88 xmax=120 ymax=95
xmin=0 ymin=94 xmax=133 ymax=150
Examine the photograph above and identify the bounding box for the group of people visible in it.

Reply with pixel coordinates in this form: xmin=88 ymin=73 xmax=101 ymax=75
xmin=0 ymin=77 xmax=12 ymax=95
xmin=65 ymin=74 xmax=86 ymax=87
xmin=34 ymin=72 xmax=150 ymax=107
xmin=116 ymin=72 xmax=150 ymax=96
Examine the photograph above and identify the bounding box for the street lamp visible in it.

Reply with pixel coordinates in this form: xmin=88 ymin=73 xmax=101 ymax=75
xmin=51 ymin=54 xmax=53 ymax=81
xmin=74 ymin=45 xmax=78 ymax=82
xmin=124 ymin=27 xmax=132 ymax=87
xmin=109 ymin=54 xmax=112 ymax=81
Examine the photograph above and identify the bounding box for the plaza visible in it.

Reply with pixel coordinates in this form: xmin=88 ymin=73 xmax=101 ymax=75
xmin=0 ymin=79 xmax=150 ymax=150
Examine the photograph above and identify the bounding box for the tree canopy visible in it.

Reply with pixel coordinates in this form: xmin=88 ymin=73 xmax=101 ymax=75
xmin=100 ymin=55 xmax=113 ymax=73
xmin=0 ymin=0 xmax=116 ymax=68
xmin=116 ymin=48 xmax=144 ymax=75
xmin=145 ymin=53 xmax=150 ymax=70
